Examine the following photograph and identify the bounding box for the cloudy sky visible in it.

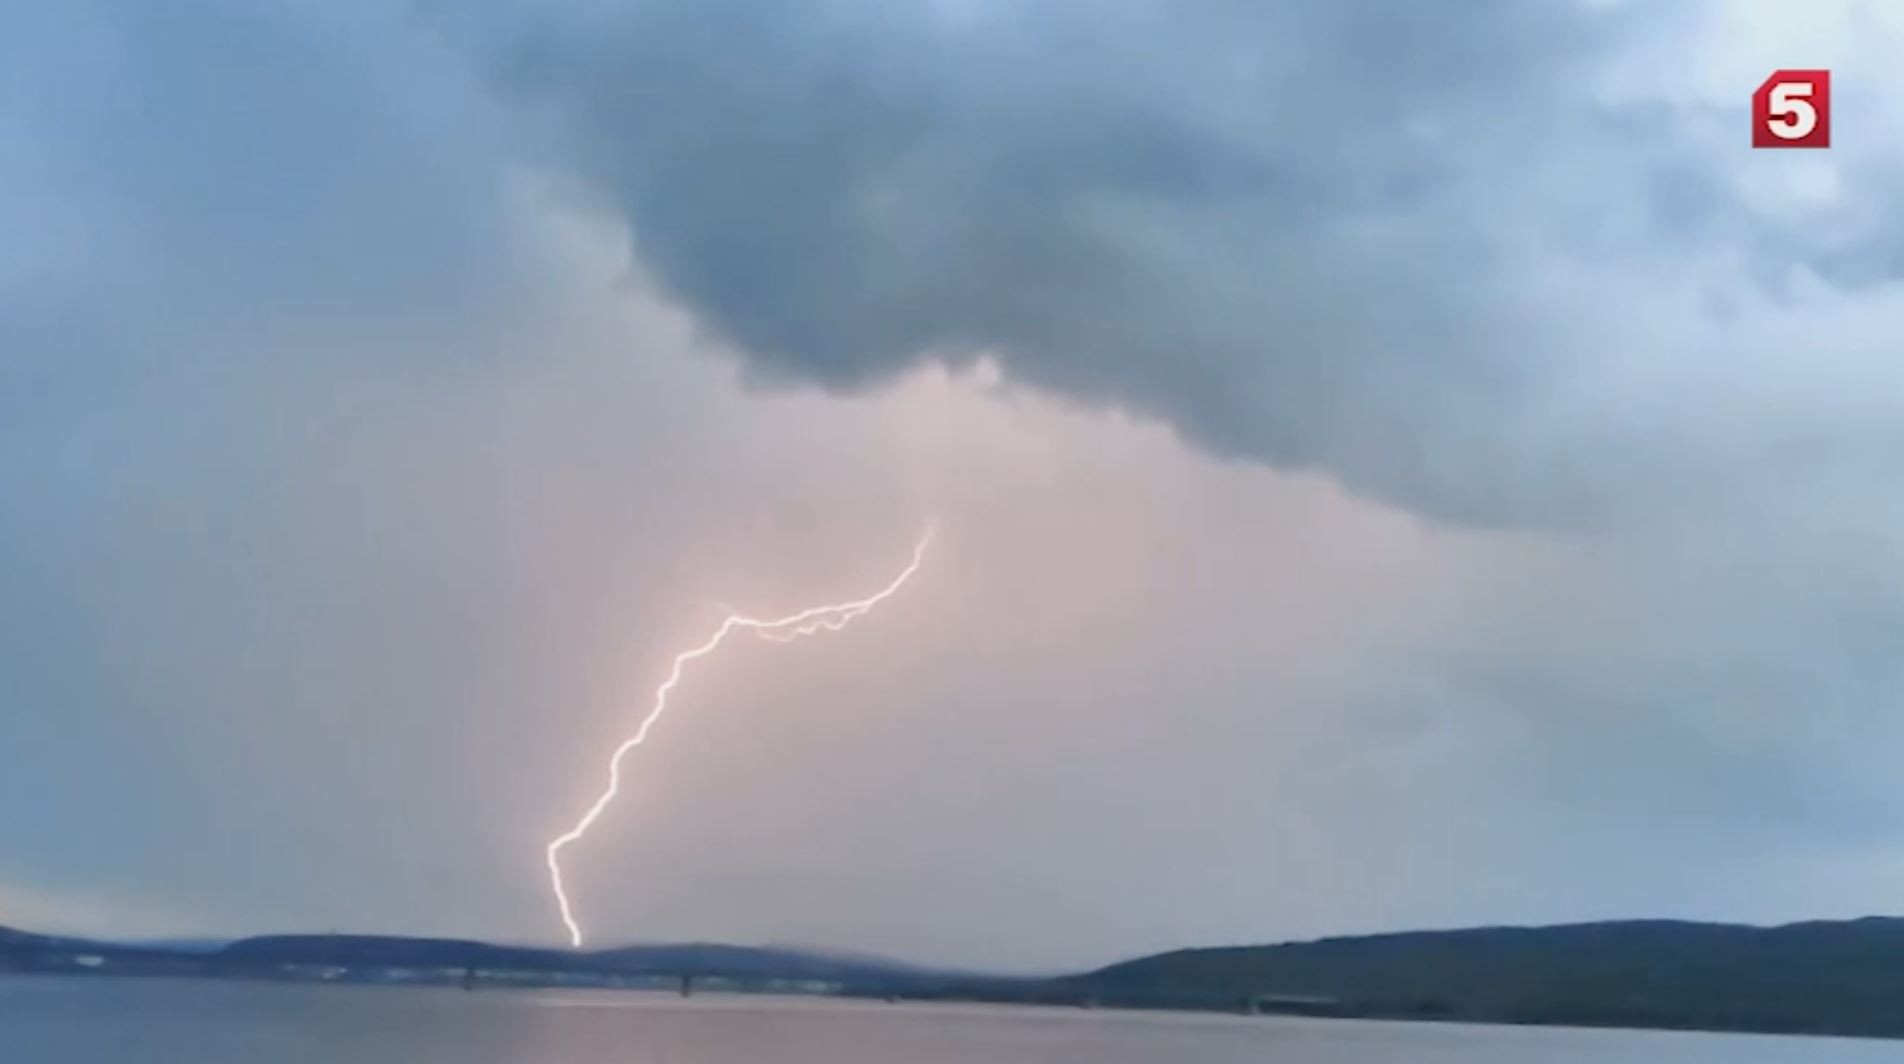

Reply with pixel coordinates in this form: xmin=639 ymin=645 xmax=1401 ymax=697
xmin=4 ymin=0 xmax=1904 ymax=971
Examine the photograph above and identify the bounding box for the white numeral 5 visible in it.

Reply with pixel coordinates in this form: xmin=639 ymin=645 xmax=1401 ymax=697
xmin=1767 ymin=81 xmax=1817 ymax=139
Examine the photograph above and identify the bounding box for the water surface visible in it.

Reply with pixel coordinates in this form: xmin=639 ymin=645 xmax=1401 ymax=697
xmin=2 ymin=976 xmax=1896 ymax=1063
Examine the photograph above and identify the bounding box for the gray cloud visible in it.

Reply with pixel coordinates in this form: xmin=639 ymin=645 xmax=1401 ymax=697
xmin=486 ymin=0 xmax=1904 ymax=526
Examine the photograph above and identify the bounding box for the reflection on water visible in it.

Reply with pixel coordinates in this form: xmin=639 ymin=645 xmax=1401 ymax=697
xmin=1 ymin=976 xmax=1897 ymax=1064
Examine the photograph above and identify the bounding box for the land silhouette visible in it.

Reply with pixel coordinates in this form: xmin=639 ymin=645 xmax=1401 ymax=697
xmin=6 ymin=916 xmax=1904 ymax=1040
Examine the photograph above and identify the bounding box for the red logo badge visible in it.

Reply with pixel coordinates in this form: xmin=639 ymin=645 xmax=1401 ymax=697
xmin=1753 ymin=69 xmax=1831 ymax=148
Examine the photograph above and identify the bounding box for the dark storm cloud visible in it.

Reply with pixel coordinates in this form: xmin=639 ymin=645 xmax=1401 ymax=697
xmin=484 ymin=0 xmax=1889 ymax=526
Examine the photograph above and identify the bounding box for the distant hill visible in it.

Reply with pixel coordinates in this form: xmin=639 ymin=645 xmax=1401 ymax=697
xmin=216 ymin=934 xmax=565 ymax=972
xmin=9 ymin=917 xmax=1904 ymax=1039
xmin=1066 ymin=917 xmax=1904 ymax=1037
xmin=0 ymin=923 xmax=125 ymax=954
xmin=215 ymin=934 xmax=945 ymax=986
xmin=124 ymin=938 xmax=230 ymax=954
xmin=0 ymin=924 xmax=53 ymax=949
xmin=583 ymin=942 xmax=939 ymax=983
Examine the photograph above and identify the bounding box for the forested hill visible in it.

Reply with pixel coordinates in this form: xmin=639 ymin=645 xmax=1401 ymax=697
xmin=1068 ymin=917 xmax=1904 ymax=1037
xmin=10 ymin=917 xmax=1904 ymax=1038
xmin=217 ymin=935 xmax=941 ymax=984
xmin=0 ymin=925 xmax=956 ymax=990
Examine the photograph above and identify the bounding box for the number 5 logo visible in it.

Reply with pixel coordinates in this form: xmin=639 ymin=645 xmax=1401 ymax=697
xmin=1753 ymin=69 xmax=1831 ymax=148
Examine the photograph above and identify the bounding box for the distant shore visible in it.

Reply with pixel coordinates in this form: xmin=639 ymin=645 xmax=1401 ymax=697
xmin=8 ymin=916 xmax=1904 ymax=1041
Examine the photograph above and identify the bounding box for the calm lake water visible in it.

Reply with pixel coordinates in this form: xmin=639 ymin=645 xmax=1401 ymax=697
xmin=2 ymin=976 xmax=1898 ymax=1063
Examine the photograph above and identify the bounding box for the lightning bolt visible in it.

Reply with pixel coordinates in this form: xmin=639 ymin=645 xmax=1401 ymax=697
xmin=544 ymin=528 xmax=935 ymax=948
